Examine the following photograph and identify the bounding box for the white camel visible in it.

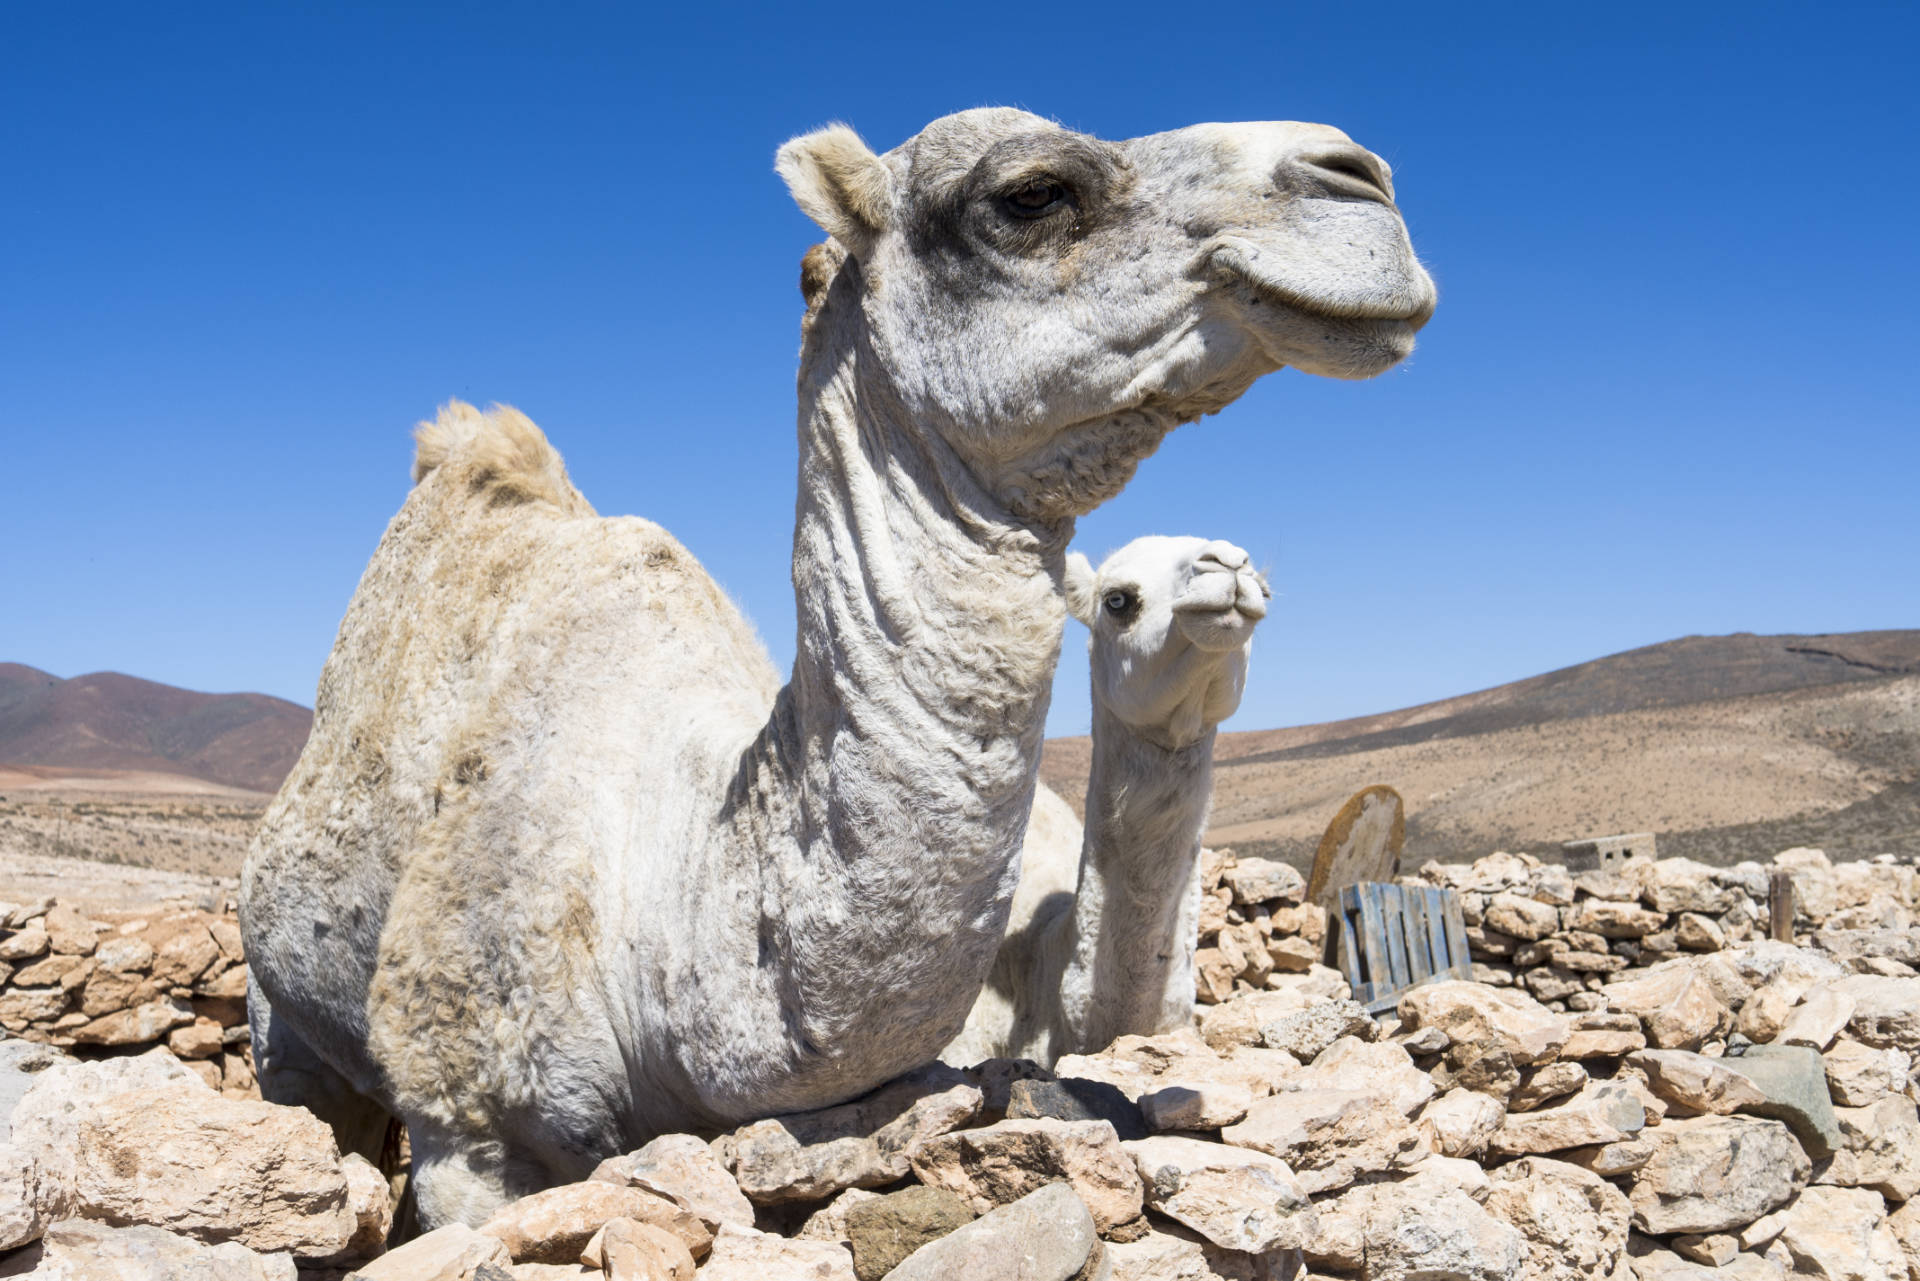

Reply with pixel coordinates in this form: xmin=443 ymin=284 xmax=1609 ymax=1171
xmin=945 ymin=536 xmax=1268 ymax=1068
xmin=238 ymin=107 xmax=1432 ymax=1228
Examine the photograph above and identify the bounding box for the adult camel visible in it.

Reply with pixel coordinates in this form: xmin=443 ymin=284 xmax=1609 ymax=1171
xmin=239 ymin=107 xmax=1434 ymax=1228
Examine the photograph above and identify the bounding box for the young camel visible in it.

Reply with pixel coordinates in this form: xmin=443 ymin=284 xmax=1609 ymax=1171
xmin=239 ymin=107 xmax=1432 ymax=1227
xmin=945 ymin=537 xmax=1268 ymax=1068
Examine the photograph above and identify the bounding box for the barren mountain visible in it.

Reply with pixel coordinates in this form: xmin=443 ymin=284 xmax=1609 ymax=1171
xmin=1041 ymin=631 xmax=1920 ymax=870
xmin=0 ymin=663 xmax=310 ymax=793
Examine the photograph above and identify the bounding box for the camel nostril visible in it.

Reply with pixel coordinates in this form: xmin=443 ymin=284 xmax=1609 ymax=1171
xmin=1299 ymin=149 xmax=1393 ymax=205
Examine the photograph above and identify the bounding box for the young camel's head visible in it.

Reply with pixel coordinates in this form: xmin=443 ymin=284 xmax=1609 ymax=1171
xmin=779 ymin=108 xmax=1435 ymax=522
xmin=1067 ymin=536 xmax=1269 ymax=750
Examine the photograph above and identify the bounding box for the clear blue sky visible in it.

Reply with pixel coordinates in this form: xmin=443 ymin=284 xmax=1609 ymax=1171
xmin=4 ymin=3 xmax=1915 ymax=738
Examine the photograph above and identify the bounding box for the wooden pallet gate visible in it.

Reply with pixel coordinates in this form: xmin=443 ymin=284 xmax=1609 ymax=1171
xmin=1329 ymin=881 xmax=1474 ymax=1013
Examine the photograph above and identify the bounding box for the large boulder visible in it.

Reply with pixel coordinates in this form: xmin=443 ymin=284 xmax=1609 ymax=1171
xmin=1629 ymin=1115 xmax=1811 ymax=1234
xmin=1123 ymin=1135 xmax=1315 ymax=1254
xmin=1481 ymin=1156 xmax=1632 ymax=1281
xmin=69 ymin=1084 xmax=357 ymax=1259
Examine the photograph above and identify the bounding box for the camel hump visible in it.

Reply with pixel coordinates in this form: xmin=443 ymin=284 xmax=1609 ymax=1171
xmin=411 ymin=400 xmax=589 ymax=513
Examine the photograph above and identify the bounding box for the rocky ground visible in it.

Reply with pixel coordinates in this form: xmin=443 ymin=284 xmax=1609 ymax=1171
xmin=3 ymin=845 xmax=1918 ymax=1280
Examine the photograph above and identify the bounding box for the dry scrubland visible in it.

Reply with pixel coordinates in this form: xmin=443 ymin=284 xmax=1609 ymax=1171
xmin=5 ymin=844 xmax=1920 ymax=1281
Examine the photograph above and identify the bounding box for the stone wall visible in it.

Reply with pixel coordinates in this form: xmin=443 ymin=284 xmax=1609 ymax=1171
xmin=0 ymin=894 xmax=255 ymax=1097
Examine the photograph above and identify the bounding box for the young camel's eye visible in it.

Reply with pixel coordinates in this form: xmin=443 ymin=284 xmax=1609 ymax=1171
xmin=1001 ymin=178 xmax=1072 ymax=220
xmin=1102 ymin=588 xmax=1136 ymax=617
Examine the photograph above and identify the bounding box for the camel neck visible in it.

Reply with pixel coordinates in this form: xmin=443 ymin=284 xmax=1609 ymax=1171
xmin=1058 ymin=697 xmax=1214 ymax=1053
xmin=740 ymin=290 xmax=1070 ymax=1089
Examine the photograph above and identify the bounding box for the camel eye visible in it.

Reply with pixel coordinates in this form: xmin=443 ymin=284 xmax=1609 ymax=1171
xmin=1102 ymin=589 xmax=1136 ymax=617
xmin=1002 ymin=178 xmax=1070 ymax=219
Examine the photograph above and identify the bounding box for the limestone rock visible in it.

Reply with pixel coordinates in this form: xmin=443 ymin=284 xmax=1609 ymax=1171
xmin=32 ymin=1217 xmax=297 ymax=1281
xmin=1602 ymin=966 xmax=1732 ymax=1051
xmin=1738 ymin=984 xmax=1794 ymax=1043
xmin=480 ymin=1181 xmax=711 ymax=1264
xmin=687 ymin=1224 xmax=856 ymax=1279
xmin=1482 ymin=1156 xmax=1632 ymax=1281
xmin=842 ymin=1185 xmax=972 ymax=1281
xmin=1825 ymin=1040 xmax=1909 ymax=1107
xmin=0 ymin=928 xmax=50 ymax=962
xmin=71 ymin=1084 xmax=355 ymax=1258
xmin=352 ymin=1223 xmax=511 ymax=1280
xmin=1224 ymin=859 xmax=1304 ymax=908
xmin=1560 ymin=1135 xmax=1656 ymax=1177
xmin=908 ymin=1116 xmax=1145 ymax=1236
xmin=1306 ymin=1178 xmax=1523 ymax=1281
xmin=1488 ymin=1081 xmax=1644 ymax=1156
xmin=1485 ymin=892 xmax=1561 ymax=941
xmin=594 ymin=1218 xmax=696 ymax=1281
xmin=1777 ymin=1186 xmax=1907 ymax=1281
xmin=1823 ymin=1096 xmax=1920 ymax=1202
xmin=1782 ymin=985 xmax=1860 ymax=1051
xmin=1560 ymin=1025 xmax=1648 ymax=1059
xmin=1886 ymin=1198 xmax=1920 ymax=1281
xmin=1641 ymin=860 xmax=1736 ymax=916
xmin=1052 ymin=1029 xmax=1244 ymax=1106
xmin=1218 ymin=1087 xmax=1424 ymax=1195
xmin=1287 ymin=1037 xmax=1434 ymax=1119
xmin=1569 ymin=898 xmax=1667 ymax=939
xmin=793 ymin=1188 xmax=880 ymax=1246
xmin=1833 ymin=975 xmax=1920 ymax=1051
xmin=1124 ymin=1135 xmax=1315 ymax=1253
xmin=1139 ymin=1080 xmax=1252 ymax=1132
xmin=43 ymin=906 xmax=99 ymax=956
xmin=729 ymin=1079 xmax=983 ymax=1203
xmin=10 ymin=1046 xmax=208 ymax=1225
xmin=880 ymin=1182 xmax=1096 ymax=1281
xmin=1396 ymin=981 xmax=1569 ymax=1066
xmin=1631 ymin=1048 xmax=1770 ymax=1115
xmin=1508 ymin=1061 xmax=1588 ymax=1112
xmin=1200 ymin=992 xmax=1317 ymax=1052
xmin=71 ymin=995 xmax=195 ymax=1047
xmin=1104 ymin=1223 xmax=1288 ymax=1281
xmin=2 ymin=1141 xmax=38 ymax=1253
xmin=337 ymin=1153 xmax=391 ymax=1265
xmin=1629 ymin=1115 xmax=1811 ymax=1234
xmin=1257 ymin=1000 xmax=1372 ymax=1062
xmin=590 ymin=1134 xmax=754 ymax=1231
xmin=1416 ymin=1087 xmax=1506 ymax=1159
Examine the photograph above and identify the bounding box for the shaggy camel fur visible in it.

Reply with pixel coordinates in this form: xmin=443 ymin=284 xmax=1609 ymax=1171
xmin=239 ymin=107 xmax=1432 ymax=1228
xmin=945 ymin=537 xmax=1268 ymax=1067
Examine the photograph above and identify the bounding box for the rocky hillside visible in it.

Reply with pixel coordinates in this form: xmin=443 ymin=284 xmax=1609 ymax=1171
xmin=1043 ymin=631 xmax=1920 ymax=869
xmin=0 ymin=664 xmax=310 ymax=794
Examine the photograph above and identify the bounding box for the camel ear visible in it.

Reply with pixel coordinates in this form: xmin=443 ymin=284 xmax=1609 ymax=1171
xmin=1064 ymin=552 xmax=1097 ymax=626
xmin=777 ymin=125 xmax=892 ymax=256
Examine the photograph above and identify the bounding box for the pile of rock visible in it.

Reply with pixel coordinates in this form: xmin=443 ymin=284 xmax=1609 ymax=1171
xmin=4 ymin=845 xmax=1918 ymax=1280
xmin=1196 ymin=844 xmax=1920 ymax=1015
xmin=0 ymin=896 xmax=256 ymax=1098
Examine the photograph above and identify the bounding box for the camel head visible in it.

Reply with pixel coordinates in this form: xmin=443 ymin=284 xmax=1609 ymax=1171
xmin=1066 ymin=536 xmax=1269 ymax=750
xmin=778 ymin=108 xmax=1435 ymax=521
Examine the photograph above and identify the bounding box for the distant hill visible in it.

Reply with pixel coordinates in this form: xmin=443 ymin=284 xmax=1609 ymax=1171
xmin=0 ymin=664 xmax=311 ymax=793
xmin=1042 ymin=630 xmax=1920 ymax=869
